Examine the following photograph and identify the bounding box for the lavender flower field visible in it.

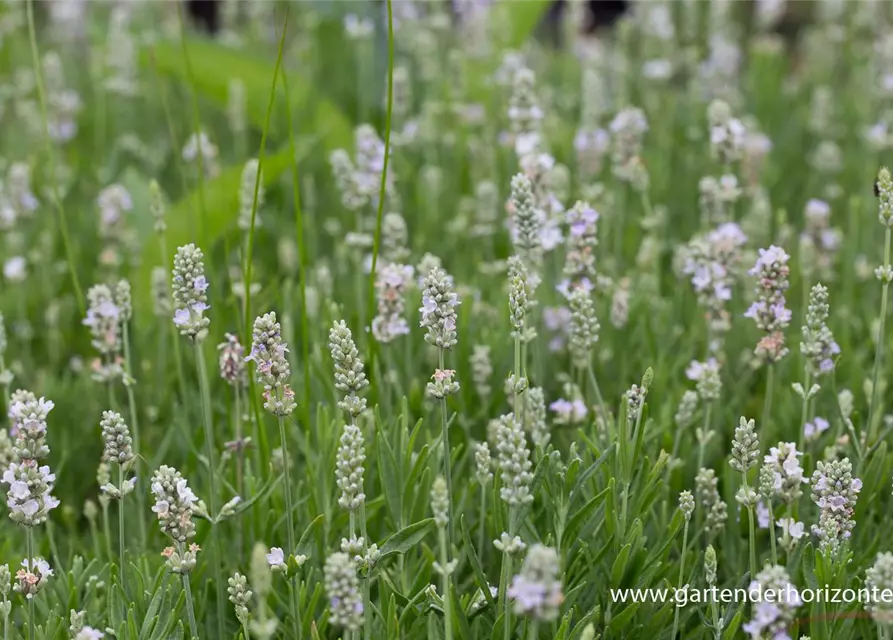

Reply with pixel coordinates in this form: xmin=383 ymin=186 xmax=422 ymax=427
xmin=4 ymin=0 xmax=893 ymax=638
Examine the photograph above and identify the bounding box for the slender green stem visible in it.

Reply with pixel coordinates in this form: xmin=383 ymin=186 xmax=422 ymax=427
xmin=500 ymin=508 xmax=516 ymax=640
xmin=697 ymin=403 xmax=712 ymax=472
xmin=102 ymin=501 xmax=113 ymax=562
xmin=122 ymin=323 xmax=146 ymax=546
xmin=797 ymin=368 xmax=811 ymax=452
xmin=195 ymin=341 xmax=225 ymax=638
xmin=439 ymin=527 xmax=453 ymax=640
xmin=768 ymin=501 xmax=777 ymax=565
xmin=585 ymin=365 xmax=610 ymax=430
xmin=241 ymin=619 xmax=251 ymax=640
xmin=182 ymin=568 xmax=199 ymax=640
xmin=438 ymin=349 xmax=454 ymax=546
xmin=2 ymin=594 xmax=8 ymax=640
xmin=26 ymin=0 xmax=84 ymax=316
xmin=869 ymin=227 xmax=892 ymax=442
xmin=761 ymin=364 xmax=774 ymax=443
xmin=366 ymin=0 xmax=395 ymax=376
xmin=118 ymin=464 xmax=127 ymax=594
xmin=242 ymin=8 xmax=289 ymax=347
xmin=278 ymin=415 xmax=302 ymax=639
xmin=478 ymin=484 xmax=487 ymax=561
xmin=746 ymin=504 xmax=756 ymax=579
xmin=26 ymin=528 xmax=34 ymax=640
xmin=529 ymin=620 xmax=539 ymax=640
xmin=670 ymin=521 xmax=689 ymax=640
xmin=278 ymin=61 xmax=311 ymax=417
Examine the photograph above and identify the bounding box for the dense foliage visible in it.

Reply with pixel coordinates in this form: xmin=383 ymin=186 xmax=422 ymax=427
xmin=3 ymin=1 xmax=893 ymax=639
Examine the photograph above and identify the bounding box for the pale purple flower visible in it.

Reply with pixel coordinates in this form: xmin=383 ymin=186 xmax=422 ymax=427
xmin=267 ymin=547 xmax=285 ymax=568
xmin=756 ymin=501 xmax=770 ymax=529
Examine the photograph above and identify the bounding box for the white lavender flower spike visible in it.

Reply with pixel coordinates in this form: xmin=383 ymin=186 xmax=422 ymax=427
xmin=171 ymin=244 xmax=211 ymax=340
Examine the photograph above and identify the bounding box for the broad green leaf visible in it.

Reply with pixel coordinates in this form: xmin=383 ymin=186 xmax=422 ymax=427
xmin=561 ymin=487 xmax=609 ymax=549
xmin=611 ymin=543 xmax=632 ymax=588
xmin=142 ymin=38 xmax=351 ymax=144
xmin=376 ymin=418 xmax=403 ymax=525
xmin=608 ymin=603 xmax=640 ymax=632
xmin=492 ymin=0 xmax=553 ymax=49
xmin=460 ymin=515 xmax=496 ymax=608
xmin=297 ymin=514 xmax=326 ymax=556
xmin=378 ymin=518 xmax=436 ymax=562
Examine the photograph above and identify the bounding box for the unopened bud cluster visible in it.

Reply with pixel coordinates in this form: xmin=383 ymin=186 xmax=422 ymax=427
xmin=328 ymin=320 xmax=368 ymax=418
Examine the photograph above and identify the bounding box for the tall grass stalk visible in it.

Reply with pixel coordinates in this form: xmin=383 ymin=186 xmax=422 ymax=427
xmin=117 ymin=463 xmax=127 ymax=594
xmin=181 ymin=555 xmax=199 ymax=640
xmin=25 ymin=0 xmax=84 ymax=316
xmin=121 ymin=322 xmax=146 ymax=545
xmin=194 ymin=341 xmax=224 ymax=636
xmin=25 ymin=528 xmax=34 ymax=640
xmin=438 ymin=348 xmax=454 ymax=546
xmin=869 ymin=226 xmax=892 ymax=442
xmin=277 ymin=415 xmax=302 ymax=639
xmin=670 ymin=517 xmax=690 ymax=640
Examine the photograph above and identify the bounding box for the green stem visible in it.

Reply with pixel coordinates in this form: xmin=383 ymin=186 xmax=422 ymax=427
xmin=768 ymin=501 xmax=777 ymax=565
xmin=869 ymin=226 xmax=891 ymax=443
xmin=439 ymin=527 xmax=453 ymax=640
xmin=359 ymin=500 xmax=371 ymax=640
xmin=746 ymin=504 xmax=756 ymax=579
xmin=277 ymin=415 xmax=302 ymax=639
xmin=118 ymin=464 xmax=127 ymax=595
xmin=585 ymin=365 xmax=610 ymax=430
xmin=102 ymin=501 xmax=113 ymax=562
xmin=761 ymin=364 xmax=774 ymax=443
xmin=182 ymin=568 xmax=199 ymax=640
xmin=26 ymin=0 xmax=84 ymax=316
xmin=478 ymin=485 xmax=487 ymax=562
xmin=529 ymin=620 xmax=539 ymax=640
xmin=195 ymin=341 xmax=225 ymax=638
xmin=500 ymin=508 xmax=516 ymax=640
xmin=670 ymin=521 xmax=689 ymax=640
xmin=122 ymin=323 xmax=146 ymax=547
xmin=26 ymin=528 xmax=34 ymax=640
xmin=697 ymin=402 xmax=712 ymax=472
xmin=797 ymin=368 xmax=811 ymax=452
xmin=438 ymin=349 xmax=454 ymax=546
